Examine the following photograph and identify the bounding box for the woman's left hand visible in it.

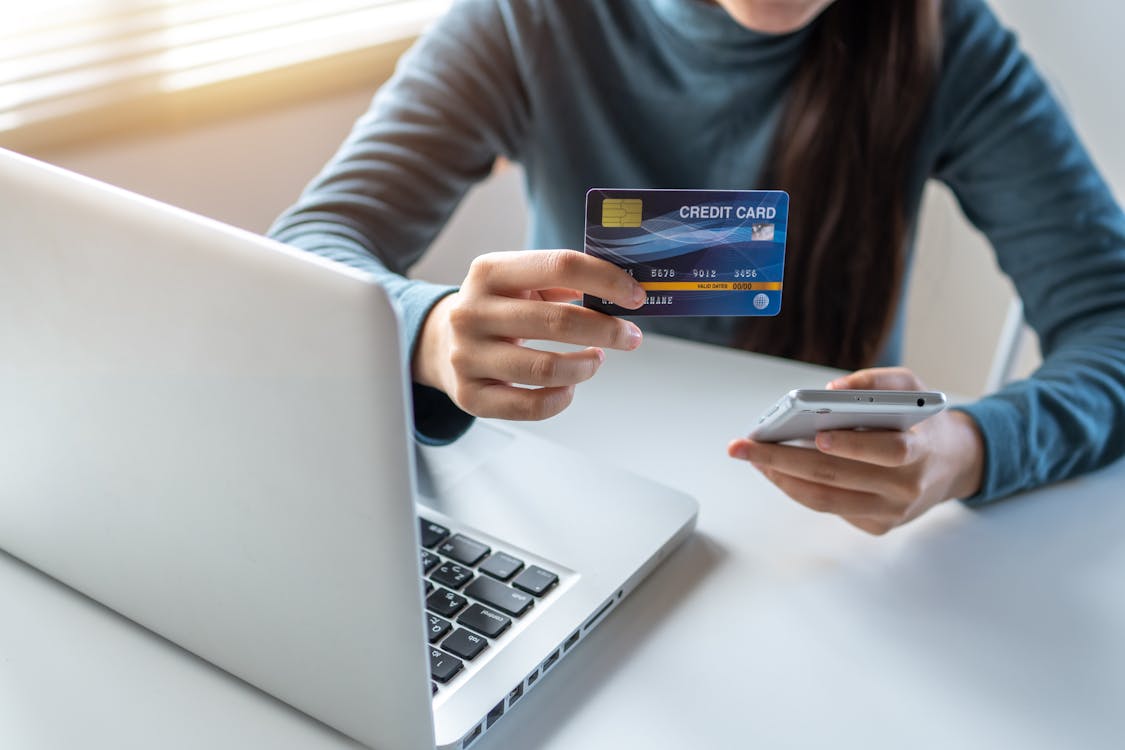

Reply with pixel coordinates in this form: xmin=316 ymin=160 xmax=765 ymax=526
xmin=727 ymin=367 xmax=986 ymax=535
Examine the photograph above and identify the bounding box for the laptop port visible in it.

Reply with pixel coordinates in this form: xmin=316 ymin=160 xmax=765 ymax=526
xmin=564 ymin=630 xmax=580 ymax=652
xmin=508 ymin=682 xmax=524 ymax=706
xmin=463 ymin=723 xmax=483 ymax=748
xmin=542 ymin=649 xmax=560 ymax=673
xmin=527 ymin=669 xmax=539 ymax=686
xmin=487 ymin=700 xmax=505 ymax=729
xmin=583 ymin=599 xmax=615 ymax=632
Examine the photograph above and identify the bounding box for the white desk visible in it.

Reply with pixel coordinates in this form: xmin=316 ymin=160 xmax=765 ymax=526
xmin=3 ymin=335 xmax=1124 ymax=749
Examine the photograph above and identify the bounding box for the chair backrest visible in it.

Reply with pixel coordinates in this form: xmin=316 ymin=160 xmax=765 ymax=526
xmin=985 ymin=298 xmax=1030 ymax=393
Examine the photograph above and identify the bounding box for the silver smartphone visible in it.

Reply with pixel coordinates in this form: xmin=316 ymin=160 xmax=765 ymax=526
xmin=750 ymin=389 xmax=948 ymax=443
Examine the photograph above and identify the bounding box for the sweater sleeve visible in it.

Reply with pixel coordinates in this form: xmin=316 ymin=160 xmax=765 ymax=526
xmin=931 ymin=0 xmax=1125 ymax=503
xmin=267 ymin=0 xmax=538 ymax=445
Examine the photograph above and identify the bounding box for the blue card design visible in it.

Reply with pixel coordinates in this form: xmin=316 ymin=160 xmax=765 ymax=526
xmin=583 ymin=188 xmax=789 ymax=316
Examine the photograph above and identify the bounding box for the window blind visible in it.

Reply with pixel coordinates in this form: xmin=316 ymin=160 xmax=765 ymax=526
xmin=0 ymin=0 xmax=449 ymax=148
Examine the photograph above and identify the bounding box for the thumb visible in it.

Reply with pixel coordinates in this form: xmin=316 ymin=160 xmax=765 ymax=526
xmin=827 ymin=366 xmax=925 ymax=391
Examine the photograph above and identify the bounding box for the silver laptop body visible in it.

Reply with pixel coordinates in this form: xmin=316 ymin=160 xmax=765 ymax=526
xmin=0 ymin=148 xmax=698 ymax=749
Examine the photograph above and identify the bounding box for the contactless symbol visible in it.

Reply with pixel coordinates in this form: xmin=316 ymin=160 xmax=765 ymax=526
xmin=602 ymin=198 xmax=642 ymax=228
xmin=753 ymin=293 xmax=769 ymax=310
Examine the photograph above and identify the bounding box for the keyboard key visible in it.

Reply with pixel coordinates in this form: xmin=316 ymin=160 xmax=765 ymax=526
xmin=457 ymin=603 xmax=511 ymax=638
xmin=419 ymin=519 xmax=450 ymax=549
xmin=442 ymin=628 xmax=488 ymax=660
xmin=512 ymin=565 xmax=559 ymax=597
xmin=464 ymin=576 xmax=534 ymax=617
xmin=426 ymin=614 xmax=452 ymax=644
xmin=429 ymin=648 xmax=463 ymax=683
xmin=426 ymin=588 xmax=468 ymax=618
xmin=478 ymin=552 xmax=524 ymax=581
xmin=438 ymin=534 xmax=490 ymax=566
xmin=421 ymin=549 xmax=439 ymax=573
xmin=431 ymin=562 xmax=474 ymax=590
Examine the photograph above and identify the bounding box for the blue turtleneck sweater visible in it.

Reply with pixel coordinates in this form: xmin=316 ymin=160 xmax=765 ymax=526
xmin=268 ymin=0 xmax=1125 ymax=504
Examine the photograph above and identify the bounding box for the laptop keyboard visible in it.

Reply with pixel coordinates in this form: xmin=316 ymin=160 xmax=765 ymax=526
xmin=418 ymin=517 xmax=559 ymax=695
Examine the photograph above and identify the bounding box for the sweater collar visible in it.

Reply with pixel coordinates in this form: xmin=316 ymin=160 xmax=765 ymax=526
xmin=649 ymin=0 xmax=815 ymax=59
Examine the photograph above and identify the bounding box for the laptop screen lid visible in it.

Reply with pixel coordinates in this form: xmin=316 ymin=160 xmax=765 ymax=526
xmin=0 ymin=148 xmax=433 ymax=749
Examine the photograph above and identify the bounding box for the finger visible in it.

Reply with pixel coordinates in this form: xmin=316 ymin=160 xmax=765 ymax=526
xmin=536 ymin=288 xmax=582 ymax=303
xmin=815 ymin=429 xmax=922 ymax=468
xmin=458 ymin=342 xmax=605 ymax=387
xmin=841 ymin=516 xmax=894 ymax=536
xmin=731 ymin=439 xmax=894 ymax=495
xmin=827 ymin=367 xmax=925 ymax=391
xmin=465 ymin=250 xmax=646 ymax=309
xmin=756 ymin=465 xmax=897 ymax=519
xmin=465 ymin=297 xmax=642 ymax=351
xmin=458 ymin=382 xmax=576 ymax=421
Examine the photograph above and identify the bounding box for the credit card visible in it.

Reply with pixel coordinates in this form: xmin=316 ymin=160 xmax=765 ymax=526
xmin=583 ymin=188 xmax=788 ymax=316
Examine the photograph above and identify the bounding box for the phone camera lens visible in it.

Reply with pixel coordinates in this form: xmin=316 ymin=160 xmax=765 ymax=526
xmin=917 ymin=398 xmax=925 ymax=407
xmin=868 ymin=397 xmax=874 ymax=403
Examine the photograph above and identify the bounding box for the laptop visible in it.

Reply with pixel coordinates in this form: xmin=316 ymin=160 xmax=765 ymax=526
xmin=0 ymin=147 xmax=698 ymax=749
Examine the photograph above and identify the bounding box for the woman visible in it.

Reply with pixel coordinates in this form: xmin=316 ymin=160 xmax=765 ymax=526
xmin=269 ymin=0 xmax=1125 ymax=534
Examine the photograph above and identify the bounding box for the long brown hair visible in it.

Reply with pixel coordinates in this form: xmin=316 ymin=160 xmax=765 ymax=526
xmin=737 ymin=0 xmax=944 ymax=370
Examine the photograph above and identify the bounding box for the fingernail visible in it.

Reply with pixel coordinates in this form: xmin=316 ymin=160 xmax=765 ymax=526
xmin=827 ymin=378 xmax=846 ymax=389
xmin=594 ymin=347 xmax=606 ymax=363
xmin=625 ymin=322 xmax=642 ymax=349
xmin=731 ymin=445 xmax=749 ymax=460
xmin=631 ymin=285 xmax=647 ymax=306
xmin=816 ymin=432 xmax=832 ymax=450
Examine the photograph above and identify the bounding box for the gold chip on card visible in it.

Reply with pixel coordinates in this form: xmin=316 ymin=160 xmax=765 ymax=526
xmin=601 ymin=198 xmax=642 ymax=227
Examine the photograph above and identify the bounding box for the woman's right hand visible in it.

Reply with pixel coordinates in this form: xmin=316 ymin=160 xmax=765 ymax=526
xmin=413 ymin=249 xmax=647 ymax=420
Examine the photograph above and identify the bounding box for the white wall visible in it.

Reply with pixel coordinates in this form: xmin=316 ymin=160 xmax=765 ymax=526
xmin=40 ymin=89 xmax=378 ymax=234
xmin=35 ymin=0 xmax=1124 ymax=397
